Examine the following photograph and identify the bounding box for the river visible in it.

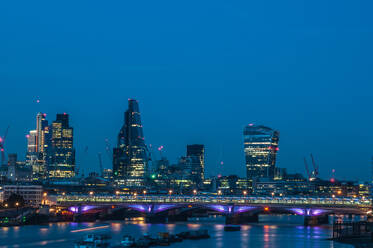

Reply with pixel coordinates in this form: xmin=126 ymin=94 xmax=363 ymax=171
xmin=0 ymin=215 xmax=353 ymax=248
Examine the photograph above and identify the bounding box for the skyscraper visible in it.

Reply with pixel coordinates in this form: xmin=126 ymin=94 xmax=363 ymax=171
xmin=243 ymin=124 xmax=279 ymax=180
xmin=47 ymin=113 xmax=75 ymax=178
xmin=36 ymin=112 xmax=49 ymax=153
xmin=27 ymin=130 xmax=37 ymax=153
xmin=186 ymin=144 xmax=205 ymax=187
xmin=26 ymin=113 xmax=49 ymax=181
xmin=113 ymin=99 xmax=148 ymax=187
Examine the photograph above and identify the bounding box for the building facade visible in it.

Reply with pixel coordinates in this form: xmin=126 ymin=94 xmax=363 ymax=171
xmin=243 ymin=124 xmax=279 ymax=180
xmin=3 ymin=185 xmax=43 ymax=207
xmin=26 ymin=113 xmax=50 ymax=181
xmin=113 ymin=99 xmax=148 ymax=187
xmin=186 ymin=144 xmax=205 ymax=187
xmin=46 ymin=113 xmax=75 ymax=178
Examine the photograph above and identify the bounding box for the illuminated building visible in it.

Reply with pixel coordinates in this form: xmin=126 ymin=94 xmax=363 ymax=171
xmin=27 ymin=130 xmax=37 ymax=153
xmin=2 ymin=185 xmax=42 ymax=207
xmin=186 ymin=144 xmax=205 ymax=187
xmin=26 ymin=113 xmax=50 ymax=181
xmin=6 ymin=154 xmax=32 ymax=182
xmin=36 ymin=112 xmax=49 ymax=153
xmin=113 ymin=99 xmax=148 ymax=187
xmin=243 ymin=124 xmax=279 ymax=180
xmin=47 ymin=113 xmax=75 ymax=178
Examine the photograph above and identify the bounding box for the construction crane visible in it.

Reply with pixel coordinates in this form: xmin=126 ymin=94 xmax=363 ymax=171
xmin=98 ymin=152 xmax=103 ymax=177
xmin=158 ymin=145 xmax=164 ymax=158
xmin=330 ymin=169 xmax=336 ymax=183
xmin=0 ymin=126 xmax=10 ymax=166
xmin=304 ymin=154 xmax=319 ymax=181
xmin=310 ymin=153 xmax=319 ymax=178
xmin=304 ymin=157 xmax=312 ymax=181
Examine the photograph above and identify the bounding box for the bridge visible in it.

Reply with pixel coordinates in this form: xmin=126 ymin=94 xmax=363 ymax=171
xmin=56 ymin=195 xmax=372 ymax=225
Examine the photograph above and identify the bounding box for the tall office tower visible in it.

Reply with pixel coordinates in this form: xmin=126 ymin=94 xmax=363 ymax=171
xmin=26 ymin=113 xmax=50 ymax=181
xmin=27 ymin=130 xmax=38 ymax=153
xmin=36 ymin=112 xmax=49 ymax=153
xmin=243 ymin=124 xmax=279 ymax=180
xmin=186 ymin=144 xmax=205 ymax=187
xmin=47 ymin=113 xmax=75 ymax=178
xmin=113 ymin=99 xmax=148 ymax=187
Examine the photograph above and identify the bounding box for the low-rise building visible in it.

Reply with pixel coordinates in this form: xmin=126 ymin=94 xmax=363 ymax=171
xmin=3 ymin=185 xmax=43 ymax=207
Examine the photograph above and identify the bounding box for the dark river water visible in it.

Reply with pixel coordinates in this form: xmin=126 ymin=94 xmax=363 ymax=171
xmin=0 ymin=215 xmax=353 ymax=248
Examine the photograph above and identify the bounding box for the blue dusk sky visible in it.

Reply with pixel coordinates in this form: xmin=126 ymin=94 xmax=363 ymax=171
xmin=1 ymin=0 xmax=373 ymax=181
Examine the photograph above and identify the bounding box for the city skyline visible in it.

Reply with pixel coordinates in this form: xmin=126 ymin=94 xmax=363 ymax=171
xmin=1 ymin=1 xmax=373 ymax=181
xmin=0 ymin=100 xmax=370 ymax=182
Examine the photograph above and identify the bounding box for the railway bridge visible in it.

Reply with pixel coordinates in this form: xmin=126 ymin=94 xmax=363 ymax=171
xmin=56 ymin=195 xmax=372 ymax=225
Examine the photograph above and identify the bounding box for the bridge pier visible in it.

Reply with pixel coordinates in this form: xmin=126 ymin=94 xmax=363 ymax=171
xmin=226 ymin=213 xmax=259 ymax=225
xmin=304 ymin=215 xmax=329 ymax=226
xmin=167 ymin=214 xmax=188 ymax=222
xmin=145 ymin=214 xmax=167 ymax=224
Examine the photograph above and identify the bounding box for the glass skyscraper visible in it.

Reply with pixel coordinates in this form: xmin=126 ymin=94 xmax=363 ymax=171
xmin=46 ymin=113 xmax=75 ymax=178
xmin=243 ymin=124 xmax=279 ymax=180
xmin=26 ymin=112 xmax=49 ymax=181
xmin=186 ymin=144 xmax=205 ymax=187
xmin=113 ymin=99 xmax=148 ymax=187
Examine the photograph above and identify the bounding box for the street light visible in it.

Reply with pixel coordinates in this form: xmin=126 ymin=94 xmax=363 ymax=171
xmin=134 ymin=192 xmax=137 ymax=197
xmin=143 ymin=190 xmax=147 ymax=195
xmin=62 ymin=192 xmax=66 ymax=196
xmin=115 ymin=191 xmax=120 ymax=195
xmin=243 ymin=190 xmax=247 ymax=196
xmin=4 ymin=203 xmax=8 ymax=208
xmin=89 ymin=191 xmax=94 ymax=196
xmin=271 ymin=192 xmax=275 ymax=197
xmin=217 ymin=190 xmax=222 ymax=196
xmin=193 ymin=189 xmax=197 ymax=195
xmin=43 ymin=192 xmax=47 ymax=197
xmin=15 ymin=202 xmax=19 ymax=207
xmin=169 ymin=190 xmax=173 ymax=195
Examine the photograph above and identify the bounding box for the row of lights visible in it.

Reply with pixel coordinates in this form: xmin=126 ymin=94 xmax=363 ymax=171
xmin=81 ymin=190 xmax=319 ymax=197
xmin=2 ymin=202 xmax=19 ymax=208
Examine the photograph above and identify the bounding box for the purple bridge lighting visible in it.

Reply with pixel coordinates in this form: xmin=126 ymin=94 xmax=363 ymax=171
xmin=290 ymin=208 xmax=326 ymax=216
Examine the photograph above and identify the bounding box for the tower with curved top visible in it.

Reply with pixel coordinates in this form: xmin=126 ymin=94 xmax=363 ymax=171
xmin=113 ymin=99 xmax=148 ymax=187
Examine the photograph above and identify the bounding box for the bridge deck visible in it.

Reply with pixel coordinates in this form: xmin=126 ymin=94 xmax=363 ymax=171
xmin=57 ymin=195 xmax=371 ymax=209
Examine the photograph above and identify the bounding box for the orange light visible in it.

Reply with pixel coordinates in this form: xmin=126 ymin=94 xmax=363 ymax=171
xmin=264 ymin=207 xmax=269 ymax=211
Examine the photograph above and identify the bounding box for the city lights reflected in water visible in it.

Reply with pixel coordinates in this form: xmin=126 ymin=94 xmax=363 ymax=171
xmin=166 ymin=224 xmax=176 ymax=232
xmin=70 ymin=225 xmax=109 ymax=233
xmin=187 ymin=223 xmax=201 ymax=230
xmin=110 ymin=222 xmax=122 ymax=232
xmin=0 ymin=216 xmax=354 ymax=248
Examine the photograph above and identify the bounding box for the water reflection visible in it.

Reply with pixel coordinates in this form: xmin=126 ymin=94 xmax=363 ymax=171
xmin=0 ymin=215 xmax=354 ymax=248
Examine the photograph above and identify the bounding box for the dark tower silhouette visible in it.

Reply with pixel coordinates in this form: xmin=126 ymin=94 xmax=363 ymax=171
xmin=113 ymin=99 xmax=148 ymax=187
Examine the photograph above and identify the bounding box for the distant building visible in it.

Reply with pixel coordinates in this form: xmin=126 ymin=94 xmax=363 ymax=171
xmin=6 ymin=154 xmax=32 ymax=182
xmin=113 ymin=99 xmax=148 ymax=187
xmin=217 ymin=175 xmax=250 ymax=195
xmin=3 ymin=185 xmax=43 ymax=207
xmin=27 ymin=130 xmax=37 ymax=153
xmin=26 ymin=113 xmax=50 ymax=181
xmin=46 ymin=113 xmax=75 ymax=179
xmin=186 ymin=144 xmax=205 ymax=187
xmin=102 ymin=168 xmax=113 ymax=180
xmin=243 ymin=124 xmax=279 ymax=180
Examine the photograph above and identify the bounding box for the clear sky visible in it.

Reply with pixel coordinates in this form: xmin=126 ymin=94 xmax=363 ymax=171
xmin=1 ymin=0 xmax=372 ymax=181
